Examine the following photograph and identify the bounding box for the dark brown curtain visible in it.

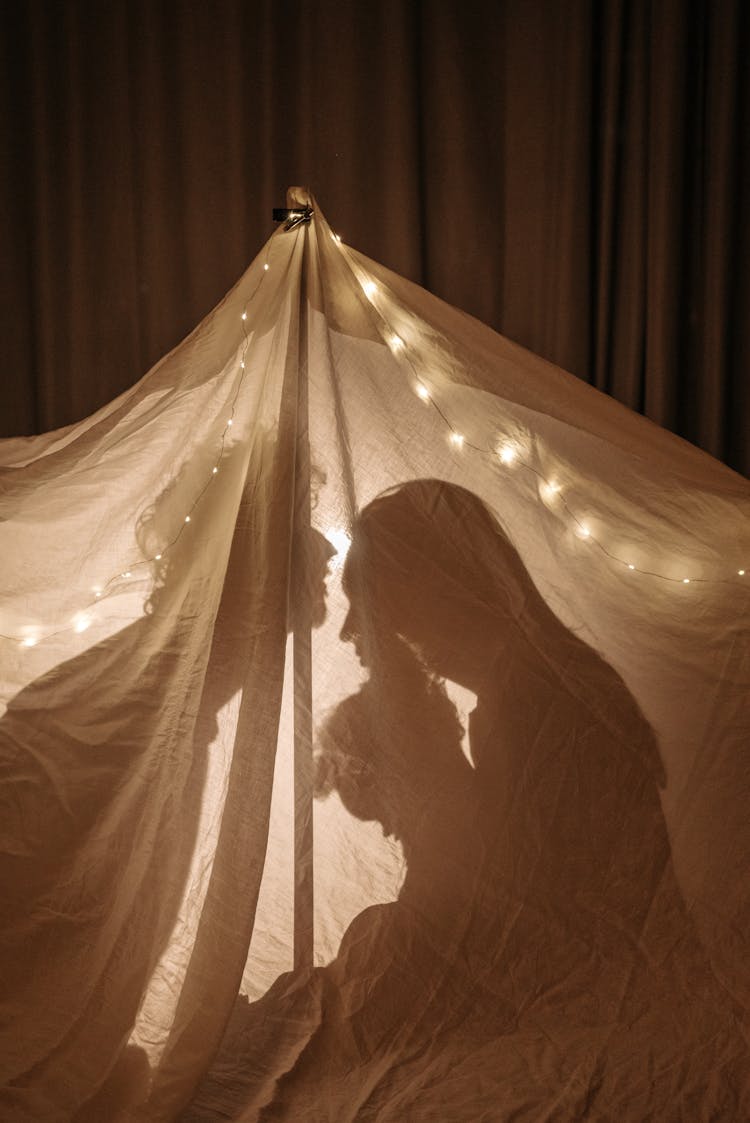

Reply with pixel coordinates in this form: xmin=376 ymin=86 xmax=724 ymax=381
xmin=1 ymin=0 xmax=747 ymax=474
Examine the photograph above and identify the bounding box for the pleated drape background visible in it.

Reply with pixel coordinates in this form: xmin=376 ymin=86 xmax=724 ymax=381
xmin=1 ymin=0 xmax=747 ymax=474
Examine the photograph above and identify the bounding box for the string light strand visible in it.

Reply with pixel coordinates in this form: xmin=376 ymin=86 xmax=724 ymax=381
xmin=333 ymin=253 xmax=748 ymax=590
xmin=1 ymin=245 xmax=279 ymax=647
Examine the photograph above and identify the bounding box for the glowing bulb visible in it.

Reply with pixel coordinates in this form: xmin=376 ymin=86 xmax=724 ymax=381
xmin=212 ymin=466 xmax=218 ymax=474
xmin=682 ymin=577 xmax=690 ymax=584
xmin=73 ymin=613 xmax=91 ymax=634
xmin=449 ymin=432 xmax=465 ymax=448
xmin=227 ymin=418 xmax=233 ymax=426
xmin=416 ymin=383 xmax=430 ymax=401
xmin=541 ymin=479 xmax=560 ymax=501
xmin=92 ymin=585 xmax=102 ymax=597
xmin=122 ymin=571 xmax=132 ymax=578
xmin=241 ymin=311 xmax=247 ymax=321
xmin=155 ymin=553 xmax=162 ymax=561
xmin=240 ymin=360 xmax=245 ymax=369
xmin=325 ymin=527 xmax=352 ymax=561
xmin=498 ymin=445 xmax=516 ymax=465
xmin=628 ymin=564 xmax=635 ymax=570
xmin=578 ymin=524 xmax=591 ymax=539
xmin=362 ymin=280 xmax=377 ymax=299
xmin=332 ymin=233 xmax=342 ymax=243
xmin=185 ymin=515 xmax=191 ymax=523
xmin=21 ymin=635 xmax=38 ymax=648
xmin=739 ymin=569 xmax=746 ymax=577
xmin=264 ymin=263 xmax=269 ymax=271
xmin=389 ymin=334 xmax=404 ymax=351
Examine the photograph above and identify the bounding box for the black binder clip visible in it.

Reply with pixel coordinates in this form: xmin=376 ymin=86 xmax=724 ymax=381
xmin=272 ymin=205 xmax=314 ymax=231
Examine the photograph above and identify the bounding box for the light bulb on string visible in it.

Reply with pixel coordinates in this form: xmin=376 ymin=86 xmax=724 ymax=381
xmin=241 ymin=312 xmax=247 ymax=321
xmin=628 ymin=564 xmax=635 ymax=571
xmin=212 ymin=467 xmax=218 ymax=474
xmin=498 ymin=444 xmax=516 ymax=465
xmin=449 ymin=432 xmax=465 ymax=448
xmin=739 ymin=569 xmax=746 ymax=577
xmin=389 ymin=335 xmax=404 ymax=352
xmin=682 ymin=578 xmax=690 ymax=584
xmin=264 ymin=264 xmax=269 ymax=271
xmin=185 ymin=516 xmax=191 ymax=524
xmin=362 ymin=280 xmax=377 ymax=299
xmin=416 ymin=383 xmax=430 ymax=401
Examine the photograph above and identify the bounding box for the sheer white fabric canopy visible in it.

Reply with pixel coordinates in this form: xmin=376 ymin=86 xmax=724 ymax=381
xmin=1 ymin=189 xmax=748 ymax=1121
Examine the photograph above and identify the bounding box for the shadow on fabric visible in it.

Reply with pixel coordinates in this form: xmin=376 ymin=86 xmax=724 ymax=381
xmin=184 ymin=480 xmax=748 ymax=1122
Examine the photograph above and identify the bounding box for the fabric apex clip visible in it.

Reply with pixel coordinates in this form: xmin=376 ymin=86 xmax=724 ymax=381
xmin=272 ymin=206 xmax=314 ymax=231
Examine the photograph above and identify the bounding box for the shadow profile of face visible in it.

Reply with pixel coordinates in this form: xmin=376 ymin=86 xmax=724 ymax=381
xmin=339 ymin=480 xmax=535 ymax=689
xmin=291 ymin=526 xmax=336 ymax=631
xmin=315 ymin=640 xmax=468 ymax=846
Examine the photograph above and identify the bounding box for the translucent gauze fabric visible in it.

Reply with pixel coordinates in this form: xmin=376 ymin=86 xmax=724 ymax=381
xmin=1 ymin=189 xmax=749 ymax=1122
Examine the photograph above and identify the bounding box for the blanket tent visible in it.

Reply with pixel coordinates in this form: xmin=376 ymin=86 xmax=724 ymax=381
xmin=1 ymin=189 xmax=749 ymax=1121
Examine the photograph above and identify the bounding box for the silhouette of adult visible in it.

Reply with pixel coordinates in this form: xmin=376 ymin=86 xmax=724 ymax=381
xmin=185 ymin=479 xmax=748 ymax=1121
xmin=325 ymin=478 xmax=748 ymax=1119
xmin=338 ymin=479 xmax=671 ymax=991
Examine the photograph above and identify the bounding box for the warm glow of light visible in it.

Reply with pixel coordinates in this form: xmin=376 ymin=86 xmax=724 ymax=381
xmin=332 ymin=233 xmax=342 ymax=243
xmin=241 ymin=311 xmax=247 ymax=321
xmin=449 ymin=432 xmax=465 ymax=448
xmin=227 ymin=418 xmax=233 ymax=426
xmin=389 ymin=334 xmax=404 ymax=351
xmin=578 ymin=524 xmax=591 ymax=539
xmin=264 ymin=263 xmax=269 ymax=271
xmin=73 ymin=613 xmax=91 ymax=634
xmin=324 ymin=527 xmax=352 ymax=562
xmin=212 ymin=467 xmax=218 ymax=474
xmin=416 ymin=383 xmax=430 ymax=401
xmin=240 ymin=360 xmax=245 ymax=369
xmin=21 ymin=635 xmax=38 ymax=648
xmin=628 ymin=564 xmax=635 ymax=570
xmin=122 ymin=571 xmax=132 ymax=578
xmin=682 ymin=577 xmax=690 ymax=584
xmin=185 ymin=516 xmax=191 ymax=523
xmin=92 ymin=585 xmax=102 ymax=597
xmin=739 ymin=569 xmax=746 ymax=576
xmin=498 ymin=444 xmax=516 ymax=465
xmin=155 ymin=554 xmax=162 ymax=561
xmin=362 ymin=280 xmax=377 ymax=299
xmin=540 ymin=479 xmax=560 ymax=500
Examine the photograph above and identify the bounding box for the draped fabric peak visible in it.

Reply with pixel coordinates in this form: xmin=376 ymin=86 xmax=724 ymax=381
xmin=1 ymin=190 xmax=748 ymax=1122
